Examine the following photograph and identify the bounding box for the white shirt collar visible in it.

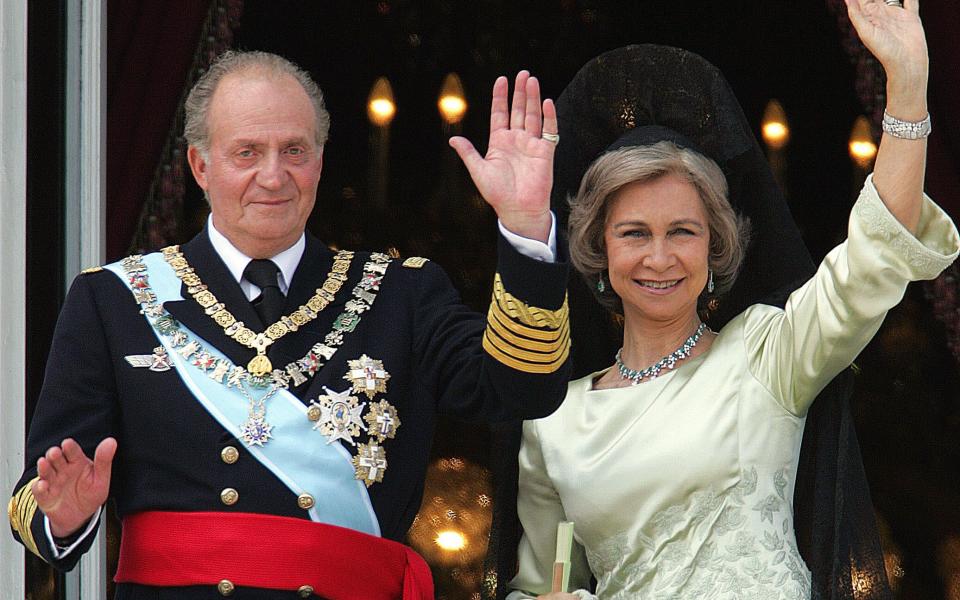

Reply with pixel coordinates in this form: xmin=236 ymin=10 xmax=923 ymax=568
xmin=206 ymin=214 xmax=305 ymax=300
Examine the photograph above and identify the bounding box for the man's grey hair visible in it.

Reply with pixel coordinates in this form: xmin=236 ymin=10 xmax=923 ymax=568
xmin=184 ymin=50 xmax=331 ymax=155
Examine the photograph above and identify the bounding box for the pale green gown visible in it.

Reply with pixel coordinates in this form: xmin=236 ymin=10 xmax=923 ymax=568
xmin=508 ymin=178 xmax=959 ymax=600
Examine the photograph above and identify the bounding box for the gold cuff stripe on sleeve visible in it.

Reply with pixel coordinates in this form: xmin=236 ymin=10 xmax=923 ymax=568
xmin=483 ymin=326 xmax=570 ymax=364
xmin=488 ymin=310 xmax=570 ymax=355
xmin=488 ymin=297 xmax=567 ymax=342
xmin=491 ymin=273 xmax=568 ymax=330
xmin=482 ymin=331 xmax=570 ymax=374
xmin=9 ymin=478 xmax=42 ymax=558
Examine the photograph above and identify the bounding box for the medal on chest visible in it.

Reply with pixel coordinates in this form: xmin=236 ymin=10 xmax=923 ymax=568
xmin=343 ymin=354 xmax=390 ymax=399
xmin=306 ymin=355 xmax=400 ymax=487
xmin=308 ymin=387 xmax=367 ymax=446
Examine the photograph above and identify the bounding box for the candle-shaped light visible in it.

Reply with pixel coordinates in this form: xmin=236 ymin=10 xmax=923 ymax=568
xmin=761 ymin=100 xmax=789 ymax=195
xmin=849 ymin=115 xmax=877 ymax=169
xmin=438 ymin=73 xmax=467 ymax=125
xmin=761 ymin=100 xmax=790 ymax=150
xmin=367 ymin=77 xmax=395 ymax=213
xmin=367 ymin=77 xmax=396 ymax=127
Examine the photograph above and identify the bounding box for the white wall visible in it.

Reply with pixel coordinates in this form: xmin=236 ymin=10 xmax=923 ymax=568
xmin=0 ymin=0 xmax=107 ymax=596
xmin=0 ymin=1 xmax=29 ymax=597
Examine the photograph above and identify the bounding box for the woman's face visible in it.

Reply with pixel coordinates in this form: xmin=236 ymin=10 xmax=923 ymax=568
xmin=603 ymin=173 xmax=711 ymax=326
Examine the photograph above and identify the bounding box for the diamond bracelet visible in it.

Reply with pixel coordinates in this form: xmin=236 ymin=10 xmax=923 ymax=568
xmin=882 ymin=110 xmax=932 ymax=140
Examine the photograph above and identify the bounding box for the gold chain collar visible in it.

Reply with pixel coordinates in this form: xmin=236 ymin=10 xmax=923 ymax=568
xmin=161 ymin=245 xmax=354 ymax=377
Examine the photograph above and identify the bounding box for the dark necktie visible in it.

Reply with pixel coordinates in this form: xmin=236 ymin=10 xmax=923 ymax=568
xmin=243 ymin=259 xmax=284 ymax=326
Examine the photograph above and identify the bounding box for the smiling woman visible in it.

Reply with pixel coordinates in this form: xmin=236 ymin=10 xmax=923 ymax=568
xmin=505 ymin=31 xmax=960 ymax=600
xmin=568 ymin=138 xmax=749 ymax=322
xmin=602 ymin=173 xmax=711 ymax=337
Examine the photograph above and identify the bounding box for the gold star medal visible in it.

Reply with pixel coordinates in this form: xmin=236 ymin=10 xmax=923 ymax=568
xmin=364 ymin=400 xmax=400 ymax=441
xmin=352 ymin=441 xmax=387 ymax=487
xmin=343 ymin=354 xmax=390 ymax=399
xmin=309 ymin=387 xmax=366 ymax=446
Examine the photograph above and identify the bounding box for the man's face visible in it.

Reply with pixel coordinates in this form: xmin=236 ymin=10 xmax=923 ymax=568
xmin=187 ymin=70 xmax=323 ymax=258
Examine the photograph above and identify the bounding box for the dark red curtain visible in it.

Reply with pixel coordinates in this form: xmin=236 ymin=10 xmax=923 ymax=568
xmin=106 ymin=1 xmax=211 ymax=261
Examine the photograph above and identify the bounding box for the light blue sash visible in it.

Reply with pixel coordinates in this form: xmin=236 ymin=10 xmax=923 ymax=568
xmin=106 ymin=252 xmax=380 ymax=536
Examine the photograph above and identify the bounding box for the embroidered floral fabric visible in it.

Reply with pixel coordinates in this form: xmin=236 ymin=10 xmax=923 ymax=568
xmin=586 ymin=467 xmax=810 ymax=599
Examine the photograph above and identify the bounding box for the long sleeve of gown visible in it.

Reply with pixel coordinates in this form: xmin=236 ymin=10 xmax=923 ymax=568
xmin=507 ymin=420 xmax=596 ymax=599
xmin=743 ymin=174 xmax=959 ymax=416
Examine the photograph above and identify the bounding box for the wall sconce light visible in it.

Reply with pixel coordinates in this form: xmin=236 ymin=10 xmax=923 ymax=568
xmin=761 ymin=99 xmax=790 ymax=150
xmin=438 ymin=73 xmax=467 ymax=124
xmin=367 ymin=76 xmax=396 ymax=127
xmin=848 ymin=115 xmax=878 ymax=168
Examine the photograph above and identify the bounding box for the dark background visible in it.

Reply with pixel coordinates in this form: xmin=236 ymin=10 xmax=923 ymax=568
xmin=24 ymin=1 xmax=960 ymax=598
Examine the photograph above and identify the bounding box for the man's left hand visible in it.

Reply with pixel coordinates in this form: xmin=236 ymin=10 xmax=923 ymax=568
xmin=449 ymin=71 xmax=557 ymax=244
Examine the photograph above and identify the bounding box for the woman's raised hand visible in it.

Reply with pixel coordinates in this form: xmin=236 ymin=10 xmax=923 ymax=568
xmin=845 ymin=0 xmax=927 ymax=93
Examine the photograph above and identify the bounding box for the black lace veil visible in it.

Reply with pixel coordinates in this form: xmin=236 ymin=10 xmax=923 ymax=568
xmin=485 ymin=44 xmax=892 ymax=600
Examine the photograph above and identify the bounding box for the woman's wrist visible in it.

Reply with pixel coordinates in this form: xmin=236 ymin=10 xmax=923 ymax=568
xmin=884 ymin=87 xmax=928 ymax=122
xmin=884 ymin=66 xmax=928 ymax=120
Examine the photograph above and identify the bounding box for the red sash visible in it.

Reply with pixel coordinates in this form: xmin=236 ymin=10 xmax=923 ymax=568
xmin=114 ymin=511 xmax=434 ymax=599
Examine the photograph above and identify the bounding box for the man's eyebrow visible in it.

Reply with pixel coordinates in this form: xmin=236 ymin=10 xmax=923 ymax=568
xmin=229 ymin=135 xmax=313 ymax=147
xmin=229 ymin=139 xmax=263 ymax=148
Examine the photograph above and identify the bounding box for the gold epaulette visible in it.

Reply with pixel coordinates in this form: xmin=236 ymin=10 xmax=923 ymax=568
xmin=402 ymin=257 xmax=429 ymax=269
xmin=9 ymin=477 xmax=42 ymax=559
xmin=80 ymin=266 xmax=104 ymax=274
xmin=482 ymin=273 xmax=570 ymax=374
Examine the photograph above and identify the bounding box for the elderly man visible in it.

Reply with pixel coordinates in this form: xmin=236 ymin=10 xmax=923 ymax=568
xmin=9 ymin=51 xmax=569 ymax=599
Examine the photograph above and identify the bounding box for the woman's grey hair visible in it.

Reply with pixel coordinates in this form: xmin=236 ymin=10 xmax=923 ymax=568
xmin=184 ymin=50 xmax=331 ymax=156
xmin=568 ymin=141 xmax=751 ymax=316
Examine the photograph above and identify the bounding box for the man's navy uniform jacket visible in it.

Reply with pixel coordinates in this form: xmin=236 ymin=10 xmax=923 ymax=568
xmin=10 ymin=228 xmax=571 ymax=599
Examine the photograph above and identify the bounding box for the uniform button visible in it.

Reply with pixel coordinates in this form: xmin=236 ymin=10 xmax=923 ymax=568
xmin=297 ymin=493 xmax=315 ymax=510
xmin=221 ymin=446 xmax=239 ymax=464
xmin=297 ymin=584 xmax=314 ymax=597
xmin=217 ymin=579 xmax=235 ymax=596
xmin=306 ymin=405 xmax=322 ymax=422
xmin=220 ymin=488 xmax=239 ymax=506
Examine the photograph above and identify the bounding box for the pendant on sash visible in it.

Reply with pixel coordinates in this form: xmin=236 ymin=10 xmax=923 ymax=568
xmin=236 ymin=381 xmax=280 ymax=447
xmin=240 ymin=413 xmax=274 ymax=447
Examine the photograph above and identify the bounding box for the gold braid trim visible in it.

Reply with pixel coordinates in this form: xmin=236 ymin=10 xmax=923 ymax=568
xmin=482 ymin=273 xmax=570 ymax=373
xmin=483 ymin=331 xmax=571 ymax=373
xmin=490 ymin=273 xmax=568 ymax=329
xmin=487 ymin=311 xmax=570 ymax=355
xmin=9 ymin=477 xmax=42 ymax=559
xmin=483 ymin=328 xmax=571 ymax=365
